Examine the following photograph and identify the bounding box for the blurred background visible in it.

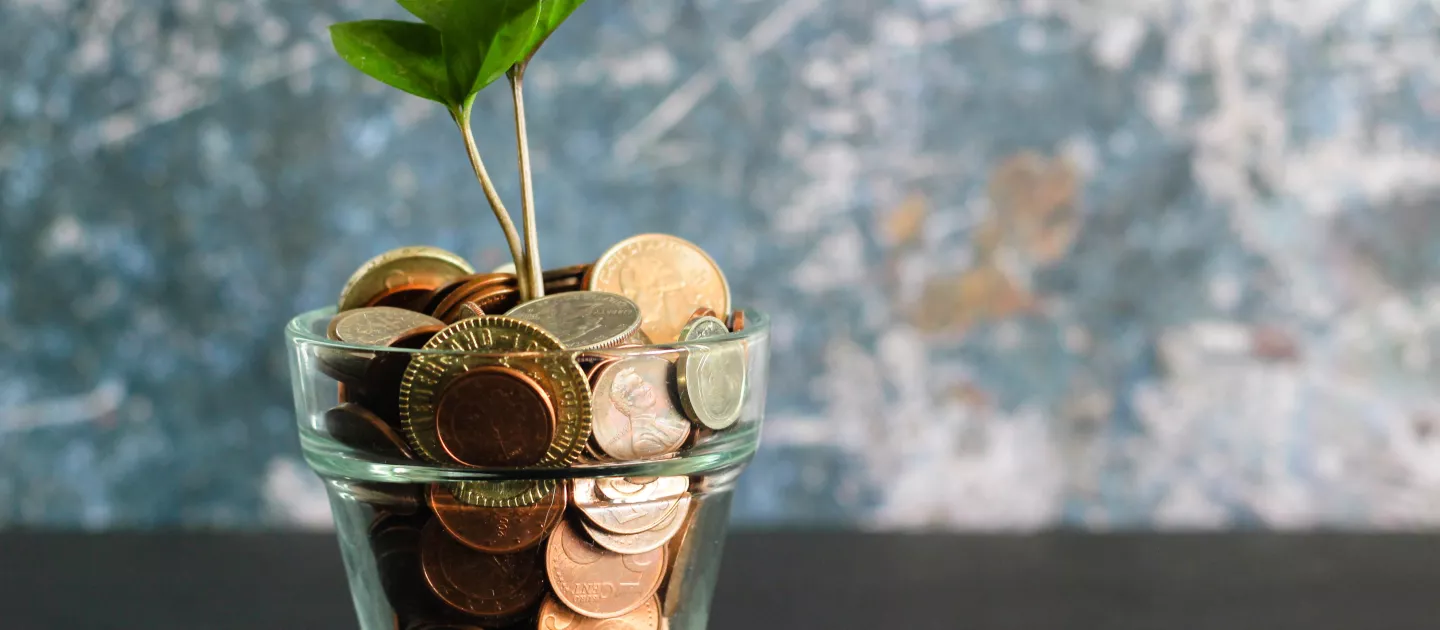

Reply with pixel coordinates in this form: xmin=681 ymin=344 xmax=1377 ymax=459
xmin=3 ymin=0 xmax=1440 ymax=531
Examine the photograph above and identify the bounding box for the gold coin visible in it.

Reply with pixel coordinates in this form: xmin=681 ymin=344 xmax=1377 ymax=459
xmin=538 ymin=594 xmax=661 ymax=630
xmin=586 ymin=234 xmax=730 ymax=343
xmin=546 ymin=519 xmax=667 ymax=619
xmin=399 ymin=316 xmax=591 ymax=473
xmin=675 ymin=316 xmax=746 ymax=430
xmin=338 ymin=246 xmax=474 ymax=312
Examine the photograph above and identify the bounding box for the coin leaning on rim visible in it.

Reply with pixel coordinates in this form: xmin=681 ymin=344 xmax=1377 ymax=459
xmin=676 ymin=315 xmax=746 ymax=430
xmin=505 ymin=291 xmax=642 ymax=351
xmin=585 ymin=234 xmax=730 ymax=344
xmin=337 ymin=245 xmax=475 ymax=312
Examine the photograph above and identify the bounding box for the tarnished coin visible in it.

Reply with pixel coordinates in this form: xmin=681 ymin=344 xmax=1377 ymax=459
xmin=353 ymin=324 xmax=443 ymax=426
xmin=546 ymin=519 xmax=667 ymax=619
xmin=586 ymin=234 xmax=730 ymax=343
xmin=429 ymin=482 xmax=566 ymax=553
xmin=573 ymin=477 xmax=688 ymax=535
xmin=581 ymin=494 xmax=691 ymax=555
xmin=505 ymin=292 xmax=642 ymax=351
xmin=538 ymin=594 xmax=661 ymax=630
xmin=339 ymin=246 xmax=475 ymax=312
xmin=457 ymin=302 xmax=485 ymax=319
xmin=590 ymin=357 xmax=690 ymax=460
xmin=420 ymin=520 xmax=547 ymax=619
xmin=676 ymin=316 xmax=746 ymax=430
xmin=400 ymin=316 xmax=591 ymax=469
xmin=543 ymin=264 xmax=592 ymax=294
xmin=728 ymin=310 xmax=745 ymax=333
xmin=430 ymin=275 xmax=517 ymax=322
xmin=324 ymin=403 xmax=415 ymax=459
xmin=370 ymin=515 xmax=430 ymax=617
xmin=434 ymin=365 xmax=555 ymax=467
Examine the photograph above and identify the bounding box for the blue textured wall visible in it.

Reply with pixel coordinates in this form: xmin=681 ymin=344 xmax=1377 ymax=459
xmin=4 ymin=0 xmax=1440 ymax=530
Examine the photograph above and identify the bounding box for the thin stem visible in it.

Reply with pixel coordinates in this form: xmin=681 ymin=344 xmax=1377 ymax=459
xmin=452 ymin=105 xmax=530 ymax=300
xmin=509 ymin=67 xmax=544 ymax=301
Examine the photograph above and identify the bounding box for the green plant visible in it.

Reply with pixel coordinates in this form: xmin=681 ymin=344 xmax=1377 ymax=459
xmin=330 ymin=0 xmax=589 ymax=302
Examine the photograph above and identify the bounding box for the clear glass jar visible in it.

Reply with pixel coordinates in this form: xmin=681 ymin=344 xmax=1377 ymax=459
xmin=286 ymin=308 xmax=768 ymax=630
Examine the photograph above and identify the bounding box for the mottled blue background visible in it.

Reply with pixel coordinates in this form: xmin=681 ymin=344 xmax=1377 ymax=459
xmin=4 ymin=0 xmax=1440 ymax=530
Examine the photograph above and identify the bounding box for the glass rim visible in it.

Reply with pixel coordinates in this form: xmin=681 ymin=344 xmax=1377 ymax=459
xmin=285 ymin=306 xmax=770 ymax=356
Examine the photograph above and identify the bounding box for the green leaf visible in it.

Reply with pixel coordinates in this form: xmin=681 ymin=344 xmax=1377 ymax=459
xmin=330 ymin=20 xmax=451 ymax=104
xmin=518 ymin=0 xmax=588 ymax=64
xmin=395 ymin=0 xmax=542 ymax=101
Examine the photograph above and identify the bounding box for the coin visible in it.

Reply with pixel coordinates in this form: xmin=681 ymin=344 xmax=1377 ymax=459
xmin=434 ymin=365 xmax=556 ymax=467
xmin=330 ymin=307 xmax=446 ymax=348
xmin=447 ymin=478 xmax=560 ymax=509
xmin=505 ymin=292 xmax=642 ymax=351
xmin=595 ymin=477 xmax=685 ymax=504
xmin=418 ymin=274 xmax=485 ymax=315
xmin=420 ymin=520 xmax=548 ymax=619
xmin=572 ymin=477 xmax=687 ymax=535
xmin=675 ymin=316 xmax=745 ymax=430
xmin=339 ymin=246 xmax=475 ymax=312
xmin=430 ymin=275 xmax=516 ymax=321
xmin=353 ymin=324 xmax=444 ymax=426
xmin=586 ymin=234 xmax=730 ymax=343
xmin=728 ymin=310 xmax=745 ymax=333
xmin=324 ymin=403 xmax=415 ymax=459
xmin=546 ymin=519 xmax=667 ymax=619
xmin=333 ymin=479 xmax=421 ymax=515
xmin=457 ymin=302 xmax=485 ymax=319
xmin=400 ymin=316 xmax=591 ymax=469
xmin=429 ymin=481 xmax=566 ymax=553
xmin=589 ymin=357 xmax=690 ymax=460
xmin=688 ymin=307 xmax=717 ymax=322
xmin=581 ymin=494 xmax=691 ymax=555
xmin=543 ymin=264 xmax=591 ymax=294
xmin=370 ymin=515 xmax=431 ymax=617
xmin=538 ymin=594 xmax=661 ymax=630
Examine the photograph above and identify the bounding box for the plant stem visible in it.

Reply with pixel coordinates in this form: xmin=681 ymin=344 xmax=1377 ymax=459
xmin=509 ymin=67 xmax=544 ymax=301
xmin=451 ymin=105 xmax=530 ymax=300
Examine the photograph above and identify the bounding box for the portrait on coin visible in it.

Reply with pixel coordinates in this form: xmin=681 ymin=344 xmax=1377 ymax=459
xmin=601 ymin=364 xmax=690 ymax=459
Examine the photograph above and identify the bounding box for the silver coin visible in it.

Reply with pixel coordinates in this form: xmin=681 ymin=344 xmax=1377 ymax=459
xmin=675 ymin=316 xmax=746 ymax=430
xmin=505 ymin=291 xmax=642 ymax=351
xmin=320 ymin=307 xmax=442 ymax=381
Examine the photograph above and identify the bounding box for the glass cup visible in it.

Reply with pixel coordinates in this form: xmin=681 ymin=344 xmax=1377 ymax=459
xmin=286 ymin=307 xmax=768 ymax=630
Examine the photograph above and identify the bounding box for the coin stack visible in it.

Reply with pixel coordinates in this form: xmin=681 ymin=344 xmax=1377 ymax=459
xmin=317 ymin=234 xmax=750 ymax=629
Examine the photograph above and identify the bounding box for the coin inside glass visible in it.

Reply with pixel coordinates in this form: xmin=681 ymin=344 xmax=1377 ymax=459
xmin=589 ymin=356 xmax=690 ymax=460
xmin=545 ymin=519 xmax=667 ymax=619
xmin=572 ymin=477 xmax=687 ymax=535
xmin=505 ymin=291 xmax=642 ymax=350
xmin=324 ymin=403 xmax=415 ymax=459
xmin=676 ymin=316 xmax=746 ymax=430
xmin=434 ymin=366 xmax=556 ymax=467
xmin=580 ymin=494 xmax=691 ymax=555
xmin=429 ymin=482 xmax=566 ymax=553
xmin=420 ymin=519 xmax=548 ymax=618
xmin=586 ymin=234 xmax=730 ymax=343
xmin=338 ymin=246 xmax=475 ymax=312
xmin=537 ymin=594 xmax=661 ymax=630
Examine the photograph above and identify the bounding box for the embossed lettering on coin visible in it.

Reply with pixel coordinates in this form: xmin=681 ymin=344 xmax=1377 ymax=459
xmin=587 ymin=234 xmax=730 ymax=343
xmin=676 ymin=316 xmax=746 ymax=430
xmin=420 ymin=519 xmax=547 ymax=618
xmin=538 ymin=594 xmax=661 ymax=630
xmin=546 ymin=519 xmax=666 ymax=619
xmin=506 ymin=291 xmax=642 ymax=351
xmin=590 ymin=356 xmax=690 ymax=460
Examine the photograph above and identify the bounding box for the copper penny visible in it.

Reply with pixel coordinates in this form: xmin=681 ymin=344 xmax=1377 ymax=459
xmin=420 ymin=519 xmax=548 ymax=619
xmin=434 ymin=366 xmax=556 ymax=467
xmin=589 ymin=357 xmax=690 ymax=461
xmin=354 ymin=324 xmax=444 ymax=427
xmin=431 ymin=275 xmax=516 ymax=321
xmin=367 ymin=284 xmax=436 ymax=311
xmin=728 ymin=310 xmax=745 ymax=333
xmin=429 ymin=482 xmax=566 ymax=553
xmin=418 ymin=273 xmax=486 ymax=315
xmin=324 ymin=403 xmax=415 ymax=459
xmin=688 ymin=307 xmax=717 ymax=322
xmin=545 ymin=519 xmax=666 ymax=619
xmin=572 ymin=477 xmax=687 ymax=535
xmin=538 ymin=594 xmax=661 ymax=630
xmin=587 ymin=234 xmax=730 ymax=343
xmin=581 ymin=494 xmax=691 ymax=555
xmin=370 ymin=515 xmax=432 ymax=617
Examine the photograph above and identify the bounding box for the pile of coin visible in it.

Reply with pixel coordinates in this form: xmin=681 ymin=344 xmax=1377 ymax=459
xmin=316 ymin=234 xmax=750 ymax=629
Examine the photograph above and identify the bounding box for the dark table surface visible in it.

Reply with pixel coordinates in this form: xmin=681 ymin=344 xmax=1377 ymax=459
xmin=3 ymin=531 xmax=1438 ymax=629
